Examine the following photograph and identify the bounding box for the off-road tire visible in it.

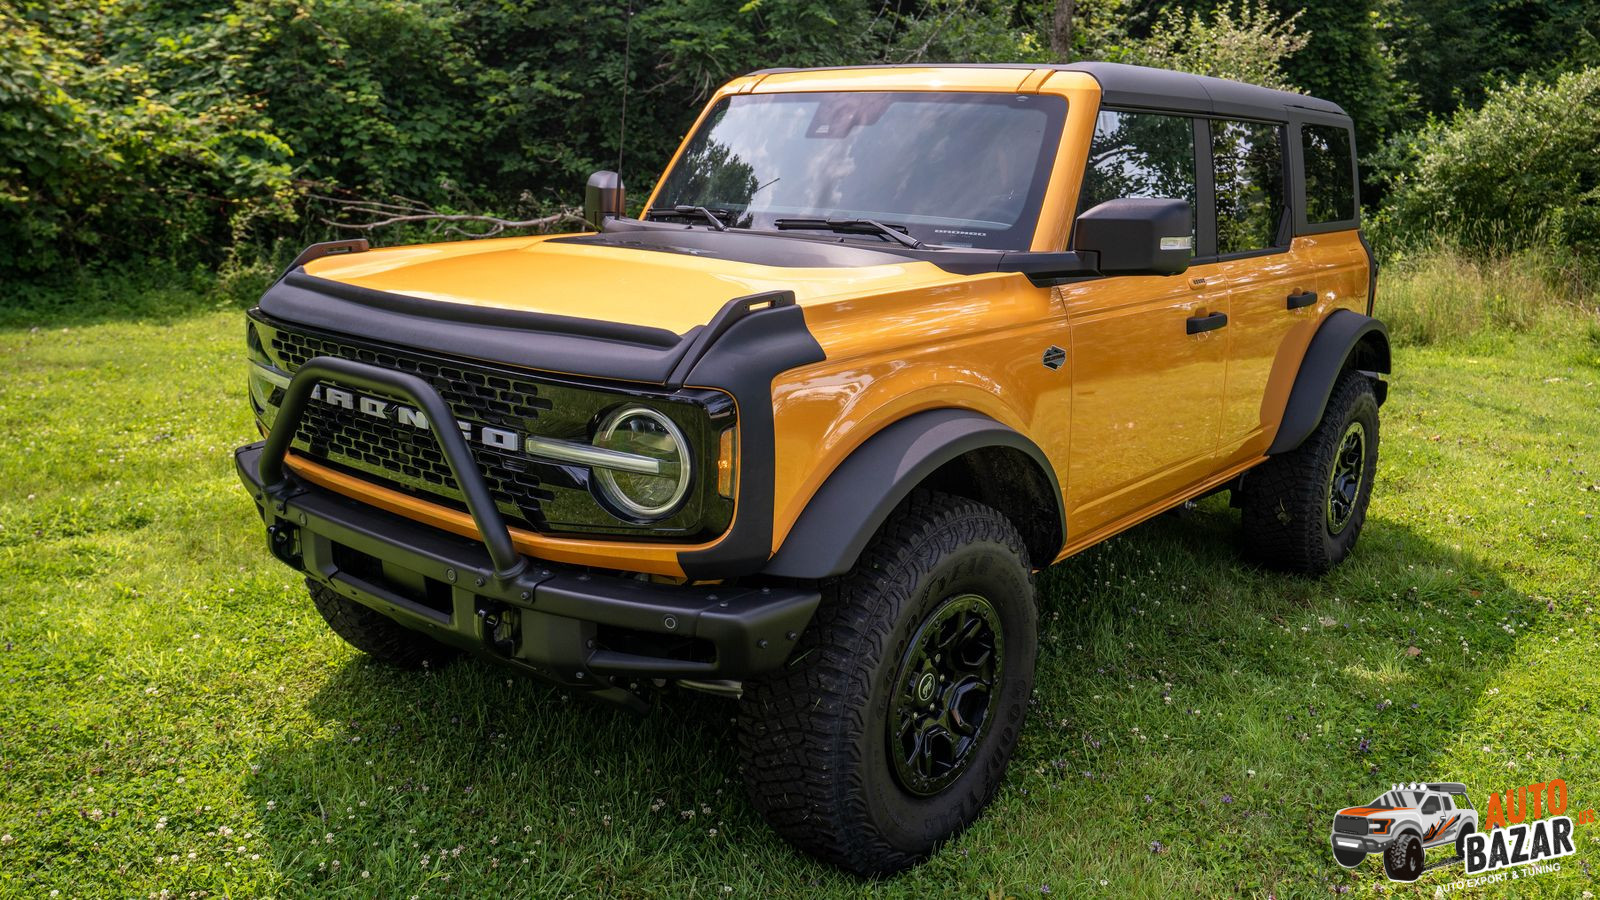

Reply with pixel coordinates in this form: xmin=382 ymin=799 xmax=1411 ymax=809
xmin=307 ymin=579 xmax=460 ymax=669
xmin=1241 ymin=371 xmax=1380 ymax=575
xmin=1384 ymin=833 xmax=1424 ymax=881
xmin=736 ymin=491 xmax=1037 ymax=876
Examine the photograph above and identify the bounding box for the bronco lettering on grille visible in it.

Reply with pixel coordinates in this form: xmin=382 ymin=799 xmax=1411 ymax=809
xmin=309 ymin=384 xmax=525 ymax=453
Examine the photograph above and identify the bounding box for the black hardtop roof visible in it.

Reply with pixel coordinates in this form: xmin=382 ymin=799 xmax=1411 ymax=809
xmin=746 ymin=61 xmax=1349 ymax=124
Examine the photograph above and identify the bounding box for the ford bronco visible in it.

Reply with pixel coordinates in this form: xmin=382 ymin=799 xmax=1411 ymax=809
xmin=237 ymin=62 xmax=1387 ymax=874
xmin=1332 ymin=783 xmax=1479 ymax=881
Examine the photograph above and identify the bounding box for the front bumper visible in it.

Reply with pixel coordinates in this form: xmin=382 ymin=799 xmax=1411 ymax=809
xmin=1330 ymin=832 xmax=1385 ymax=854
xmin=239 ymin=444 xmax=816 ymax=697
xmin=233 ymin=355 xmax=817 ymax=707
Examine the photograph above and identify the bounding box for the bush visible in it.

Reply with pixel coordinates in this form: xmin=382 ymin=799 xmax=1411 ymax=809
xmin=0 ymin=1 xmax=296 ymax=274
xmin=1375 ymin=67 xmax=1600 ymax=260
xmin=1111 ymin=1 xmax=1308 ymax=91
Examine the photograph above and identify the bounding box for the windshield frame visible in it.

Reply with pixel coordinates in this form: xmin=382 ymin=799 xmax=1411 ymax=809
xmin=646 ymin=90 xmax=1070 ymax=251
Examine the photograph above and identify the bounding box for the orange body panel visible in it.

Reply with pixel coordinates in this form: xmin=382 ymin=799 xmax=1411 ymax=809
xmin=285 ymin=66 xmax=1372 ymax=577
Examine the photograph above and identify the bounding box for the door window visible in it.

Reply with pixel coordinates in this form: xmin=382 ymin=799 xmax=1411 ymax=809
xmin=1211 ymin=119 xmax=1287 ymax=255
xmin=1079 ymin=110 xmax=1196 ymax=250
xmin=1422 ymin=797 xmax=1440 ymax=815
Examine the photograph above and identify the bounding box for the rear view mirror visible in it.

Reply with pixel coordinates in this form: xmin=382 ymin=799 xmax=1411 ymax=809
xmin=584 ymin=170 xmax=625 ymax=228
xmin=1073 ymin=198 xmax=1191 ymax=276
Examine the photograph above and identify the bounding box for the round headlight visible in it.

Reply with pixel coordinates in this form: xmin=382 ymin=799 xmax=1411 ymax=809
xmin=592 ymin=406 xmax=692 ymax=519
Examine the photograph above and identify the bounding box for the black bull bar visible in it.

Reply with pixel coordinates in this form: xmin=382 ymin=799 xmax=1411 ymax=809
xmin=238 ymin=356 xmax=818 ymax=707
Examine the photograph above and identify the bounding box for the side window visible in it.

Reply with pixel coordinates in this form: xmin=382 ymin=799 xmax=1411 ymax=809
xmin=1080 ymin=110 xmax=1196 ymax=248
xmin=1422 ymin=797 xmax=1440 ymax=815
xmin=1442 ymin=796 xmax=1453 ymax=810
xmin=1301 ymin=123 xmax=1356 ymax=224
xmin=1211 ymin=119 xmax=1287 ymax=255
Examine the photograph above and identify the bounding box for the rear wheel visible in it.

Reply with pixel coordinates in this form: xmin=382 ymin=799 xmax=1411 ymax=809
xmin=307 ymin=579 xmax=460 ymax=669
xmin=1455 ymin=821 xmax=1476 ymax=860
xmin=737 ymin=491 xmax=1036 ymax=875
xmin=1241 ymin=371 xmax=1380 ymax=575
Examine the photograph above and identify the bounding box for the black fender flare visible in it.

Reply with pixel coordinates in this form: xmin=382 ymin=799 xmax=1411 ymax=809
xmin=762 ymin=408 xmax=1065 ymax=579
xmin=1267 ymin=309 xmax=1391 ymax=455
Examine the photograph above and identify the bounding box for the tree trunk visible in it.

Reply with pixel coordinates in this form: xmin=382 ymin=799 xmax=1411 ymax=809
xmin=1051 ymin=0 xmax=1076 ymax=61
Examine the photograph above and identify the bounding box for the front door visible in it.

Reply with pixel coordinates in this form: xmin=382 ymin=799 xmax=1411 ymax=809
xmin=1062 ymin=275 xmax=1228 ymax=536
xmin=1063 ymin=109 xmax=1227 ymax=536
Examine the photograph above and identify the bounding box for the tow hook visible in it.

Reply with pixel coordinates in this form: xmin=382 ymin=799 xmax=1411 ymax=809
xmin=476 ymin=601 xmax=517 ymax=657
xmin=266 ymin=522 xmax=302 ymax=569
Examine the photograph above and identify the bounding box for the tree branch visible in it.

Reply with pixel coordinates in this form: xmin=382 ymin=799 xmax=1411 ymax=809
xmin=313 ymin=192 xmax=588 ymax=238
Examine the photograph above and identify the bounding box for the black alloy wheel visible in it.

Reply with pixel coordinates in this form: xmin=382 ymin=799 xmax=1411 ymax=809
xmin=888 ymin=593 xmax=1004 ymax=796
xmin=1326 ymin=420 xmax=1367 ymax=534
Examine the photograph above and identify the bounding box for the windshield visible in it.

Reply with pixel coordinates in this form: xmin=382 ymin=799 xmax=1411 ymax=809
xmin=653 ymin=91 xmax=1067 ymax=250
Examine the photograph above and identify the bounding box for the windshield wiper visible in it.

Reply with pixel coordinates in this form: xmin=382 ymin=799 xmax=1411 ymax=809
xmin=644 ymin=205 xmax=730 ymax=231
xmin=772 ymin=218 xmax=925 ymax=250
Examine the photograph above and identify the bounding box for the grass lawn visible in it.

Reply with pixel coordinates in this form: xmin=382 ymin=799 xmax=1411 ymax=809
xmin=1 ymin=280 xmax=1598 ymax=898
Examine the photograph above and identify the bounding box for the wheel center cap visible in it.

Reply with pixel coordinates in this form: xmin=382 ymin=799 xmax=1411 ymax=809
xmin=917 ymin=672 xmax=937 ymax=703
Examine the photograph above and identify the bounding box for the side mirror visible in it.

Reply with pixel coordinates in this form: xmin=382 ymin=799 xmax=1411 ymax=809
xmin=584 ymin=170 xmax=625 ymax=228
xmin=1073 ymin=198 xmax=1192 ymax=276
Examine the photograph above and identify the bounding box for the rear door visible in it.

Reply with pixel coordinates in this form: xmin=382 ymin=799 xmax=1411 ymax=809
xmin=1062 ymin=110 xmax=1229 ymax=536
xmin=1200 ymin=117 xmax=1323 ymax=461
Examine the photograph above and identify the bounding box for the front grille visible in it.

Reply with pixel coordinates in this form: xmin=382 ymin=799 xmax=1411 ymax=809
xmin=1334 ymin=815 xmax=1369 ymax=835
xmin=269 ymin=328 xmax=556 ymax=527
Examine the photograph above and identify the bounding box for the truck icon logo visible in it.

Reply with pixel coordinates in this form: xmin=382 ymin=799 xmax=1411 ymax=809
xmin=1330 ymin=781 xmax=1479 ymax=882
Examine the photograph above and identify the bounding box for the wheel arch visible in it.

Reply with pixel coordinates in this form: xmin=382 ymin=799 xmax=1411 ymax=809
xmin=762 ymin=408 xmax=1065 ymax=579
xmin=1267 ymin=309 xmax=1391 ymax=456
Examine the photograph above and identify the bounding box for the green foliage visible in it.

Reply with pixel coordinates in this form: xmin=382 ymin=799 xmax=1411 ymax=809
xmin=1390 ymin=0 xmax=1600 ymax=121
xmin=1376 ymin=67 xmax=1600 ymax=259
xmin=0 ymin=0 xmax=296 ymax=274
xmin=0 ymin=0 xmax=1047 ymax=276
xmin=1113 ymin=1 xmax=1309 ymax=91
xmin=1273 ymin=0 xmax=1404 ymax=145
xmin=3 ymin=0 xmax=1596 ymax=278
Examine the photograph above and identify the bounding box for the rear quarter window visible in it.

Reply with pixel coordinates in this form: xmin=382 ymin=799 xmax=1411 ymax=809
xmin=1301 ymin=123 xmax=1356 ymax=224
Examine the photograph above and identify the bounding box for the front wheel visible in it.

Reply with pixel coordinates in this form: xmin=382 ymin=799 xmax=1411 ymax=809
xmin=1384 ymin=833 xmax=1425 ymax=881
xmin=737 ymin=491 xmax=1037 ymax=875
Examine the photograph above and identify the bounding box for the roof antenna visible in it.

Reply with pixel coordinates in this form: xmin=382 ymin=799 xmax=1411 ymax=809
xmin=617 ymin=0 xmax=633 ymax=175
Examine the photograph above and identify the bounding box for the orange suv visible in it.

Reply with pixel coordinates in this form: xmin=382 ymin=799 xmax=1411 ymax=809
xmin=237 ymin=62 xmax=1387 ymax=874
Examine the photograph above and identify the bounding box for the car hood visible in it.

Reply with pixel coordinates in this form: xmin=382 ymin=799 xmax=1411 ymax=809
xmin=1338 ymin=806 xmax=1407 ymax=817
xmin=301 ymin=232 xmax=980 ymax=336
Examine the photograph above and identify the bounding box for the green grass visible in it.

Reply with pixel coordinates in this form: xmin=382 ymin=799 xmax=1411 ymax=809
xmin=2 ymin=272 xmax=1599 ymax=898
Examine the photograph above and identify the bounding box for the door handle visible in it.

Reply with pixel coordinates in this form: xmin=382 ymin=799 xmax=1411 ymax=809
xmin=1186 ymin=311 xmax=1228 ymax=334
xmin=1286 ymin=290 xmax=1318 ymax=310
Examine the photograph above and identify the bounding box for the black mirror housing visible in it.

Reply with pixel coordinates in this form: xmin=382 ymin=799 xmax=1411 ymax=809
xmin=1073 ymin=198 xmax=1192 ymax=276
xmin=584 ymin=170 xmax=625 ymax=229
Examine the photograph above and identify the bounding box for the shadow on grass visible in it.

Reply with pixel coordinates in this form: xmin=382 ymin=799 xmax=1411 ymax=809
xmin=239 ymin=501 xmax=1540 ymax=890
